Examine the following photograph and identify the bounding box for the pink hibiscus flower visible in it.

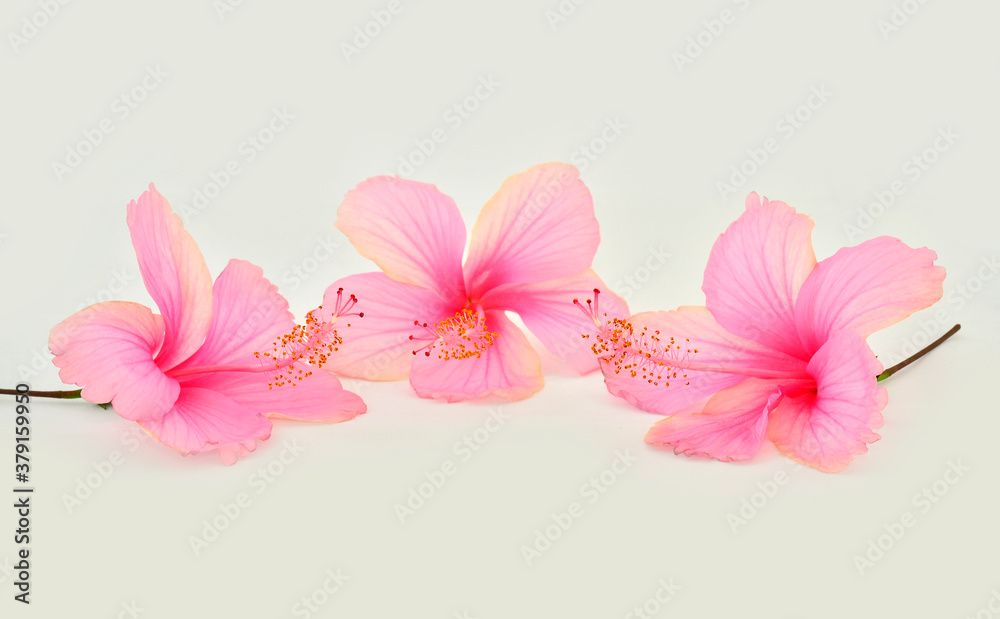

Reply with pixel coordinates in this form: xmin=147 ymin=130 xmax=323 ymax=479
xmin=590 ymin=193 xmax=945 ymax=472
xmin=319 ymin=163 xmax=629 ymax=402
xmin=49 ymin=185 xmax=366 ymax=464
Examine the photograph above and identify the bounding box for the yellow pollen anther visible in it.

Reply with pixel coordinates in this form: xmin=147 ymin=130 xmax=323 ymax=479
xmin=253 ymin=288 xmax=363 ymax=389
xmin=574 ymin=288 xmax=698 ymax=386
xmin=582 ymin=305 xmax=697 ymax=388
xmin=411 ymin=308 xmax=498 ymax=361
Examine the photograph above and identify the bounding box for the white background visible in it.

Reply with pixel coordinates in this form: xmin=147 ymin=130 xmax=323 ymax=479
xmin=2 ymin=0 xmax=999 ymax=617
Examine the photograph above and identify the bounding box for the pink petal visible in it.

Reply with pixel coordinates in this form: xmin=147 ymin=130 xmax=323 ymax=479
xmin=139 ymin=387 xmax=272 ymax=462
xmin=409 ymin=310 xmax=544 ymax=402
xmin=478 ymin=270 xmax=629 ymax=374
xmin=463 ymin=163 xmax=600 ymax=299
xmin=186 ymin=370 xmax=366 ymax=423
xmin=49 ymin=301 xmax=179 ymax=421
xmin=703 ymin=193 xmax=816 ymax=359
xmin=601 ymin=306 xmax=808 ymax=416
xmin=335 ymin=176 xmax=467 ymax=306
xmin=317 ymin=273 xmax=458 ymax=380
xmin=218 ymin=441 xmax=263 ymax=465
xmin=768 ymin=330 xmax=886 ymax=473
xmin=794 ymin=237 xmax=946 ymax=353
xmin=645 ymin=378 xmax=786 ymax=462
xmin=171 ymin=259 xmax=295 ymax=371
xmin=127 ymin=185 xmax=213 ymax=371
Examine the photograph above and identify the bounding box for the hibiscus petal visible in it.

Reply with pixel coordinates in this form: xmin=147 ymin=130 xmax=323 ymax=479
xmin=601 ymin=306 xmax=808 ymax=416
xmin=794 ymin=237 xmax=946 ymax=353
xmin=127 ymin=185 xmax=213 ymax=371
xmin=186 ymin=371 xmax=366 ymax=423
xmin=218 ymin=441 xmax=263 ymax=466
xmin=768 ymin=330 xmax=886 ymax=473
xmin=139 ymin=387 xmax=272 ymax=463
xmin=479 ymin=270 xmax=629 ymax=374
xmin=49 ymin=301 xmax=179 ymax=421
xmin=645 ymin=378 xmax=786 ymax=462
xmin=703 ymin=193 xmax=816 ymax=359
xmin=335 ymin=176 xmax=467 ymax=306
xmin=409 ymin=310 xmax=544 ymax=402
xmin=317 ymin=273 xmax=457 ymax=381
xmin=463 ymin=163 xmax=600 ymax=298
xmin=171 ymin=259 xmax=295 ymax=371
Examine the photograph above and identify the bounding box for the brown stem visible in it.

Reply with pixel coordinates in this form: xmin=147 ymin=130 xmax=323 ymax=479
xmin=877 ymin=324 xmax=961 ymax=381
xmin=0 ymin=388 xmax=82 ymax=399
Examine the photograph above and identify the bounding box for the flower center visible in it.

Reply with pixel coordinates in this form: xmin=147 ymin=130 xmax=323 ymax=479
xmin=254 ymin=287 xmax=363 ymax=389
xmin=410 ymin=308 xmax=498 ymax=361
xmin=575 ymin=289 xmax=697 ymax=387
